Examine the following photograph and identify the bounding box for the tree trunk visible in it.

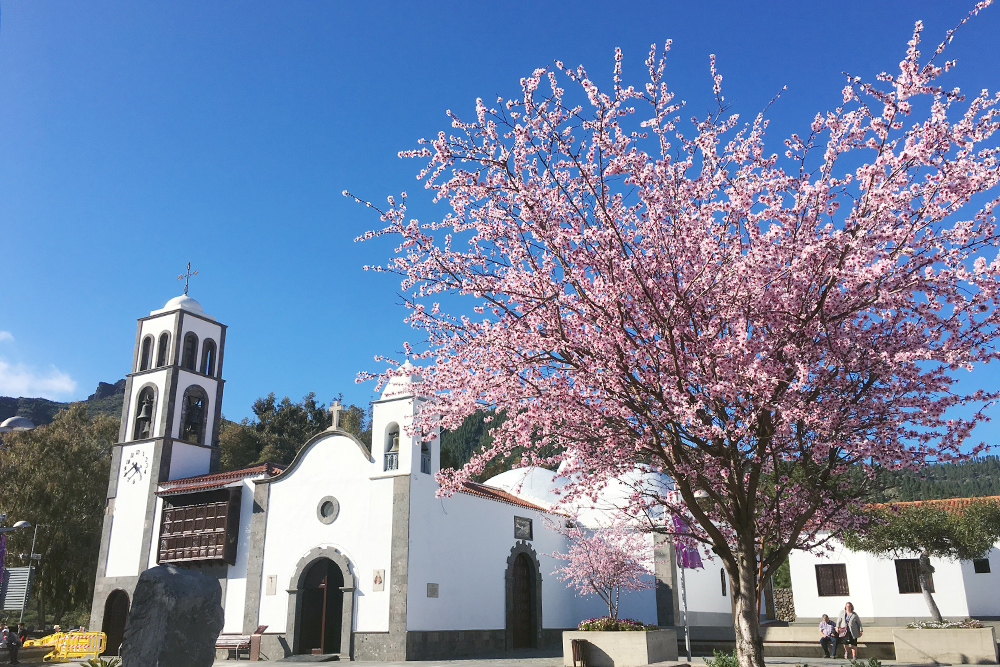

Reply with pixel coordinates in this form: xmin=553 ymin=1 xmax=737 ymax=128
xmin=732 ymin=553 xmax=765 ymax=667
xmin=918 ymin=552 xmax=942 ymax=623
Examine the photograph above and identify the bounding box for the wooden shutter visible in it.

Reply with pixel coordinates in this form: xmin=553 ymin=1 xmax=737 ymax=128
xmin=895 ymin=559 xmax=932 ymax=594
xmin=815 ymin=564 xmax=849 ymax=596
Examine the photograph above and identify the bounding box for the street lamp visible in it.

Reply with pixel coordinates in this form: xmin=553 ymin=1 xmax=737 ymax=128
xmin=0 ymin=516 xmax=32 ymax=535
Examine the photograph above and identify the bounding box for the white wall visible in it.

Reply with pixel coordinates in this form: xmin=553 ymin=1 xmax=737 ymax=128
xmin=222 ymin=478 xmax=258 ymax=633
xmin=405 ymin=475 xmax=660 ymax=631
xmin=961 ymin=547 xmax=1000 ymax=617
xmin=679 ymin=561 xmax=734 ymax=626
xmin=168 ymin=442 xmax=212 ymax=480
xmin=789 ymin=538 xmax=978 ymax=620
xmin=105 ymin=442 xmax=155 ymax=577
xmin=256 ymin=432 xmax=394 ymax=634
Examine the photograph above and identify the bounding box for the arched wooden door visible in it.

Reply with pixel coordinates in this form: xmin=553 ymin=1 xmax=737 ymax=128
xmin=511 ymin=553 xmax=535 ymax=648
xmin=296 ymin=558 xmax=345 ymax=654
xmin=101 ymin=589 xmax=130 ymax=656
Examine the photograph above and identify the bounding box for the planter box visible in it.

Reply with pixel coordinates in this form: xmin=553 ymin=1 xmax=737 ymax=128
xmin=893 ymin=627 xmax=998 ymax=665
xmin=562 ymin=629 xmax=677 ymax=667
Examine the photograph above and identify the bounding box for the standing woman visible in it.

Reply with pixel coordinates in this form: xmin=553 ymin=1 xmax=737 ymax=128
xmin=838 ymin=601 xmax=863 ymax=660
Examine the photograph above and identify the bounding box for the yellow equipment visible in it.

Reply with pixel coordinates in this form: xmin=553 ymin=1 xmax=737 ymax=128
xmin=22 ymin=631 xmax=107 ymax=662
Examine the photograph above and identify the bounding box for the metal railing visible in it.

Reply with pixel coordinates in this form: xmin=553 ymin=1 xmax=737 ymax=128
xmin=384 ymin=452 xmax=399 ymax=471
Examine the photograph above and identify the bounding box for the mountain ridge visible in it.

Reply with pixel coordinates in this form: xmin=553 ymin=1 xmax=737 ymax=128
xmin=0 ymin=379 xmax=126 ymax=426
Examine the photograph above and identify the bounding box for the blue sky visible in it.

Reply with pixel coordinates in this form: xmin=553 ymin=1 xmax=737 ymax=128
xmin=1 ymin=1 xmax=998 ymax=444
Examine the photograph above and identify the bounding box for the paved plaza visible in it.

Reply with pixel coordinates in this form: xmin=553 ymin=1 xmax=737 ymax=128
xmin=0 ymin=655 xmax=991 ymax=666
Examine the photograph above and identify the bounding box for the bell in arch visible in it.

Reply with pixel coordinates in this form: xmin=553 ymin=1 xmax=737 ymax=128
xmin=137 ymin=397 xmax=154 ymax=422
xmin=388 ymin=429 xmax=400 ymax=452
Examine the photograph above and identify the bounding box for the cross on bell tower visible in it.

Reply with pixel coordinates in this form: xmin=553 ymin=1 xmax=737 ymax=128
xmin=178 ymin=261 xmax=198 ymax=296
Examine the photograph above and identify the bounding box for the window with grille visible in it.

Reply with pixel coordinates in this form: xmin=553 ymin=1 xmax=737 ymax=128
xmin=895 ymin=559 xmax=933 ymax=594
xmin=158 ymin=488 xmax=241 ymax=565
xmin=815 ymin=563 xmax=849 ymax=596
xmin=973 ymin=559 xmax=991 ymax=574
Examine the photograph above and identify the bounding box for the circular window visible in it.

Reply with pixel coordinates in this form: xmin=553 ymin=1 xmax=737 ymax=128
xmin=316 ymin=496 xmax=340 ymax=524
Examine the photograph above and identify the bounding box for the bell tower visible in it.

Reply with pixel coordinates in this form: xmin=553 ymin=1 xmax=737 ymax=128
xmin=91 ymin=293 xmax=227 ymax=634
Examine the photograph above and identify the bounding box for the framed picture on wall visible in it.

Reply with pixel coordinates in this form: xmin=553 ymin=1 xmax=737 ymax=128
xmin=514 ymin=516 xmax=533 ymax=540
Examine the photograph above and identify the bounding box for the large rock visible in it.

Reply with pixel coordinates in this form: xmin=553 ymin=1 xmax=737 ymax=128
xmin=121 ymin=564 xmax=224 ymax=667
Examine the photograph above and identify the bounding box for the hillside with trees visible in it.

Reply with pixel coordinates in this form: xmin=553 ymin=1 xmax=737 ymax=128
xmin=880 ymin=456 xmax=1000 ymax=500
xmin=0 ymin=404 xmax=118 ymax=630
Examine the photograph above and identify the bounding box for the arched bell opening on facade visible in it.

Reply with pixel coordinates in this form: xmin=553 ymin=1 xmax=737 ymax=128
xmin=384 ymin=423 xmax=400 ymax=471
xmin=180 ymin=386 xmax=209 ymax=444
xmin=156 ymin=332 xmax=170 ymax=367
xmin=201 ymin=339 xmax=217 ymax=376
xmin=132 ymin=386 xmax=156 ymax=440
xmin=181 ymin=332 xmax=199 ymax=370
xmin=296 ymin=558 xmax=345 ymax=655
xmin=138 ymin=336 xmax=154 ymax=371
xmin=101 ymin=589 xmax=130 ymax=656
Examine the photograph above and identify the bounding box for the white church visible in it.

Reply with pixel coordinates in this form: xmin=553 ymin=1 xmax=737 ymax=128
xmin=89 ymin=294 xmax=740 ymax=661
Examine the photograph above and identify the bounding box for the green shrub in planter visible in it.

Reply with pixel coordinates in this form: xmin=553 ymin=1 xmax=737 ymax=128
xmin=846 ymin=657 xmax=882 ymax=667
xmin=705 ymin=649 xmax=739 ymax=667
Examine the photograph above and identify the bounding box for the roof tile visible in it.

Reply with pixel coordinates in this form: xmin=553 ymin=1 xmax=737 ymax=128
xmin=157 ymin=462 xmax=286 ymax=495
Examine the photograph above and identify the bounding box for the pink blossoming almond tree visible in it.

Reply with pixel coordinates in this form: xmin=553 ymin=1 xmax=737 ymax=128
xmin=351 ymin=5 xmax=1000 ymax=666
xmin=547 ymin=518 xmax=654 ymax=622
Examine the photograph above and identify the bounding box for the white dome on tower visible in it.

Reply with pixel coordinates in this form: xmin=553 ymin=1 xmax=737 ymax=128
xmin=150 ymin=295 xmax=215 ymax=320
xmin=380 ymin=360 xmax=422 ymax=399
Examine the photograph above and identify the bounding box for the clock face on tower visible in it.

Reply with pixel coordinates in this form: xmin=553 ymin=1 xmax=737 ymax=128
xmin=124 ymin=450 xmax=150 ymax=484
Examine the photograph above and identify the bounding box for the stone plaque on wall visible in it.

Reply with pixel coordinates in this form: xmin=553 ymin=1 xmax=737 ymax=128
xmin=265 ymin=575 xmax=277 ymax=596
xmin=373 ymin=570 xmax=385 ymax=592
xmin=427 ymin=583 xmax=439 ymax=598
xmin=514 ymin=515 xmax=533 ymax=540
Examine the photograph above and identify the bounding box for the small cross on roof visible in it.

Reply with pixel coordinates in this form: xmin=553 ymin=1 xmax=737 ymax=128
xmin=330 ymin=400 xmax=343 ymax=430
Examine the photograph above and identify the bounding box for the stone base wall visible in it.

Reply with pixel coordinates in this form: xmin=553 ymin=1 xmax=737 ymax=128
xmin=405 ymin=630 xmax=506 ymax=659
xmin=774 ymin=588 xmax=795 ymax=622
xmin=893 ymin=627 xmax=998 ymax=665
xmin=354 ymin=632 xmax=395 ymax=661
xmin=237 ymin=628 xmax=567 ymax=662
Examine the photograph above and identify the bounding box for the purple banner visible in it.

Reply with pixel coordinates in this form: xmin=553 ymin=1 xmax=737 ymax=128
xmin=0 ymin=533 xmax=6 ymax=586
xmin=672 ymin=514 xmax=704 ymax=569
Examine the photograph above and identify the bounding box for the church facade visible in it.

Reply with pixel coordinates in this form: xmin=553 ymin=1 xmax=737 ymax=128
xmin=90 ymin=295 xmax=738 ymax=661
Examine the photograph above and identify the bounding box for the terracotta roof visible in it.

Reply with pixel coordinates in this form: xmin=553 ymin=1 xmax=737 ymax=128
xmin=157 ymin=462 xmax=286 ymax=495
xmin=458 ymin=480 xmax=553 ymax=513
xmin=873 ymin=495 xmax=1000 ymax=513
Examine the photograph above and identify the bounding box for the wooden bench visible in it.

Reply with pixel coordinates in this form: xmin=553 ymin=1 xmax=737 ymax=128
xmin=216 ymin=635 xmax=252 ymax=661
xmin=216 ymin=625 xmax=267 ymax=661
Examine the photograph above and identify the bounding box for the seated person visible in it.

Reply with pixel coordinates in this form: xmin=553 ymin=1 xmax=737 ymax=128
xmin=819 ymin=614 xmax=838 ymax=658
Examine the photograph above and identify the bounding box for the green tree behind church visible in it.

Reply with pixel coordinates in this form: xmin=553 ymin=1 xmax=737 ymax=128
xmin=219 ymin=392 xmax=371 ymax=469
xmin=0 ymin=404 xmax=117 ymax=629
